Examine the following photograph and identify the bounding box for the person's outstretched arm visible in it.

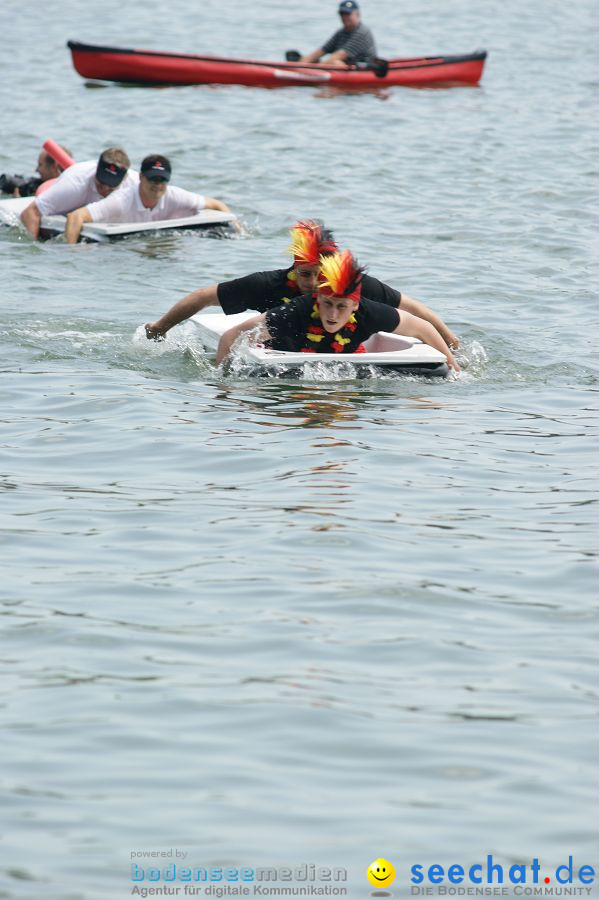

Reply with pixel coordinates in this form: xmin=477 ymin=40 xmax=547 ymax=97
xmin=204 ymin=196 xmax=231 ymax=213
xmin=20 ymin=202 xmax=42 ymax=239
xmin=64 ymin=206 xmax=92 ymax=244
xmin=323 ymin=49 xmax=350 ymax=66
xmin=145 ymin=285 xmax=220 ymax=339
xmin=216 ymin=314 xmax=270 ymax=365
xmin=300 ymin=47 xmax=325 ymax=63
xmin=399 ymin=293 xmax=459 ymax=349
xmin=394 ymin=310 xmax=460 ymax=372
xmin=203 ymin=196 xmax=243 ymax=233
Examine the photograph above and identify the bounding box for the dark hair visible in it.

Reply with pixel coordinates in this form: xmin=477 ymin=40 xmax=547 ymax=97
xmin=43 ymin=145 xmax=73 ymax=172
xmin=318 ymin=226 xmax=337 ymax=256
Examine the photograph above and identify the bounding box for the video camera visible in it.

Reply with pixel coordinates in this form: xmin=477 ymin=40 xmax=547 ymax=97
xmin=0 ymin=173 xmax=43 ymax=196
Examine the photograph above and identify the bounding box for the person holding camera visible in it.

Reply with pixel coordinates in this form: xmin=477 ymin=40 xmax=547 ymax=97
xmin=0 ymin=145 xmax=71 ymax=198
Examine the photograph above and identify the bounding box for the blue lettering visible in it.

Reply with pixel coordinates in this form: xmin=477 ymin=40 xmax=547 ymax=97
xmin=428 ymin=865 xmax=444 ymax=884
xmin=509 ymin=864 xmax=526 ymax=884
xmin=164 ymin=865 xmax=175 ymax=882
xmin=240 ymin=869 xmax=254 ymax=882
xmin=179 ymin=868 xmax=191 ymax=882
xmin=411 ymin=865 xmax=424 ymax=884
xmin=487 ymin=856 xmax=503 ymax=884
xmin=556 ymin=857 xmax=573 ymax=885
xmin=148 ymin=868 xmax=160 ymax=881
xmin=531 ymin=860 xmax=541 ymax=883
xmin=225 ymin=868 xmax=238 ymax=881
xmin=448 ymin=866 xmax=464 ymax=884
xmin=469 ymin=865 xmax=482 ymax=884
xmin=210 ymin=868 xmax=223 ymax=882
xmin=131 ymin=864 xmax=145 ymax=881
xmin=579 ymin=866 xmax=594 ymax=885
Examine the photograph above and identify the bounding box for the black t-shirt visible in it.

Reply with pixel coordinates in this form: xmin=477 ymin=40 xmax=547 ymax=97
xmin=217 ymin=268 xmax=401 ymax=315
xmin=265 ymin=294 xmax=400 ymax=353
xmin=217 ymin=269 xmax=294 ymax=314
xmin=362 ymin=274 xmax=401 ymax=307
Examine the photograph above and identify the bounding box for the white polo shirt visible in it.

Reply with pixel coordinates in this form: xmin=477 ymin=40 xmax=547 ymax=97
xmin=35 ymin=160 xmax=138 ymax=216
xmin=86 ymin=182 xmax=206 ymax=223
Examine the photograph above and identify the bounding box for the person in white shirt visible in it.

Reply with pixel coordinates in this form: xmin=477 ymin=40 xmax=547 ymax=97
xmin=64 ymin=154 xmax=232 ymax=244
xmin=20 ymin=148 xmax=134 ymax=240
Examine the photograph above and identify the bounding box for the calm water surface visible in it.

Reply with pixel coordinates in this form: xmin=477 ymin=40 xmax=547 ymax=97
xmin=0 ymin=0 xmax=597 ymax=898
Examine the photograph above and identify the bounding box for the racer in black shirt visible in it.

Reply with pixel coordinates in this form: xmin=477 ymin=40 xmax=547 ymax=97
xmin=215 ymin=250 xmax=459 ymax=371
xmin=216 ymin=266 xmax=401 ymax=314
xmin=145 ymin=220 xmax=459 ymax=348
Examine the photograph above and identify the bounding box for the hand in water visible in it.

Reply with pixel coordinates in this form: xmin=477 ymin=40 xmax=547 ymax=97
xmin=144 ymin=322 xmax=164 ymax=340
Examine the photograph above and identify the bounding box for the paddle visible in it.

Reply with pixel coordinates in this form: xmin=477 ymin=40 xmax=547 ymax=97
xmin=353 ymin=57 xmax=389 ymax=77
xmin=285 ymin=49 xmax=388 ymax=77
xmin=370 ymin=57 xmax=389 ymax=78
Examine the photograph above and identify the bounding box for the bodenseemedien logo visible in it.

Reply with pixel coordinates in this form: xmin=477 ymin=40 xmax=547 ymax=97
xmin=130 ymin=862 xmax=348 ymax=897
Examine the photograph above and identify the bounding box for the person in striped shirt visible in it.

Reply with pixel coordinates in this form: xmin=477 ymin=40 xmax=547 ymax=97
xmin=300 ymin=1 xmax=376 ymax=66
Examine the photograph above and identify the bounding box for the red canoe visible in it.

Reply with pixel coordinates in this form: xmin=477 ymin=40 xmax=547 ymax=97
xmin=67 ymin=41 xmax=487 ymax=89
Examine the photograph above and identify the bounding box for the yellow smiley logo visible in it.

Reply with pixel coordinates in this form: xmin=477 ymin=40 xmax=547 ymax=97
xmin=367 ymin=858 xmax=395 ymax=888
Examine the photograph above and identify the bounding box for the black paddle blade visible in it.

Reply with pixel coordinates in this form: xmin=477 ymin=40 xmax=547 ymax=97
xmin=285 ymin=50 xmax=302 ymax=62
xmin=372 ymin=57 xmax=389 ymax=78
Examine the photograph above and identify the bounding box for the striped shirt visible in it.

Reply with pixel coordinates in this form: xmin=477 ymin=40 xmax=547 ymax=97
xmin=322 ymin=22 xmax=376 ymax=63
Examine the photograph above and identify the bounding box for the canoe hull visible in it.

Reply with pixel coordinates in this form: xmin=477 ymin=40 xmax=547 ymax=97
xmin=67 ymin=41 xmax=487 ymax=88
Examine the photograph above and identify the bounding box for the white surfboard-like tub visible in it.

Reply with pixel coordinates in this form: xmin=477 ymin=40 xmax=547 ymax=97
xmin=191 ymin=311 xmax=450 ymax=376
xmin=0 ymin=196 xmax=235 ymax=241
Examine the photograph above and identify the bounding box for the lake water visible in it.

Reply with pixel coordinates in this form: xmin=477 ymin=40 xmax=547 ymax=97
xmin=0 ymin=0 xmax=597 ymax=898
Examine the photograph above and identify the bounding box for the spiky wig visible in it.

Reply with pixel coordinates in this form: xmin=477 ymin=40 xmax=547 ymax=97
xmin=288 ymin=220 xmax=338 ymax=265
xmin=318 ymin=250 xmax=364 ymax=302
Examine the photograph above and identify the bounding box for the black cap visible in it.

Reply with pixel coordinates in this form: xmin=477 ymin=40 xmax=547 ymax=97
xmin=96 ymin=158 xmax=127 ymax=187
xmin=338 ymin=0 xmax=359 ymax=12
xmin=140 ymin=157 xmax=171 ymax=182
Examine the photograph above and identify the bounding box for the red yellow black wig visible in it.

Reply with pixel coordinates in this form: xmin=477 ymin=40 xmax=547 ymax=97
xmin=288 ymin=220 xmax=338 ymax=265
xmin=318 ymin=250 xmax=364 ymax=302
xmin=317 ymin=228 xmax=338 ymax=257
